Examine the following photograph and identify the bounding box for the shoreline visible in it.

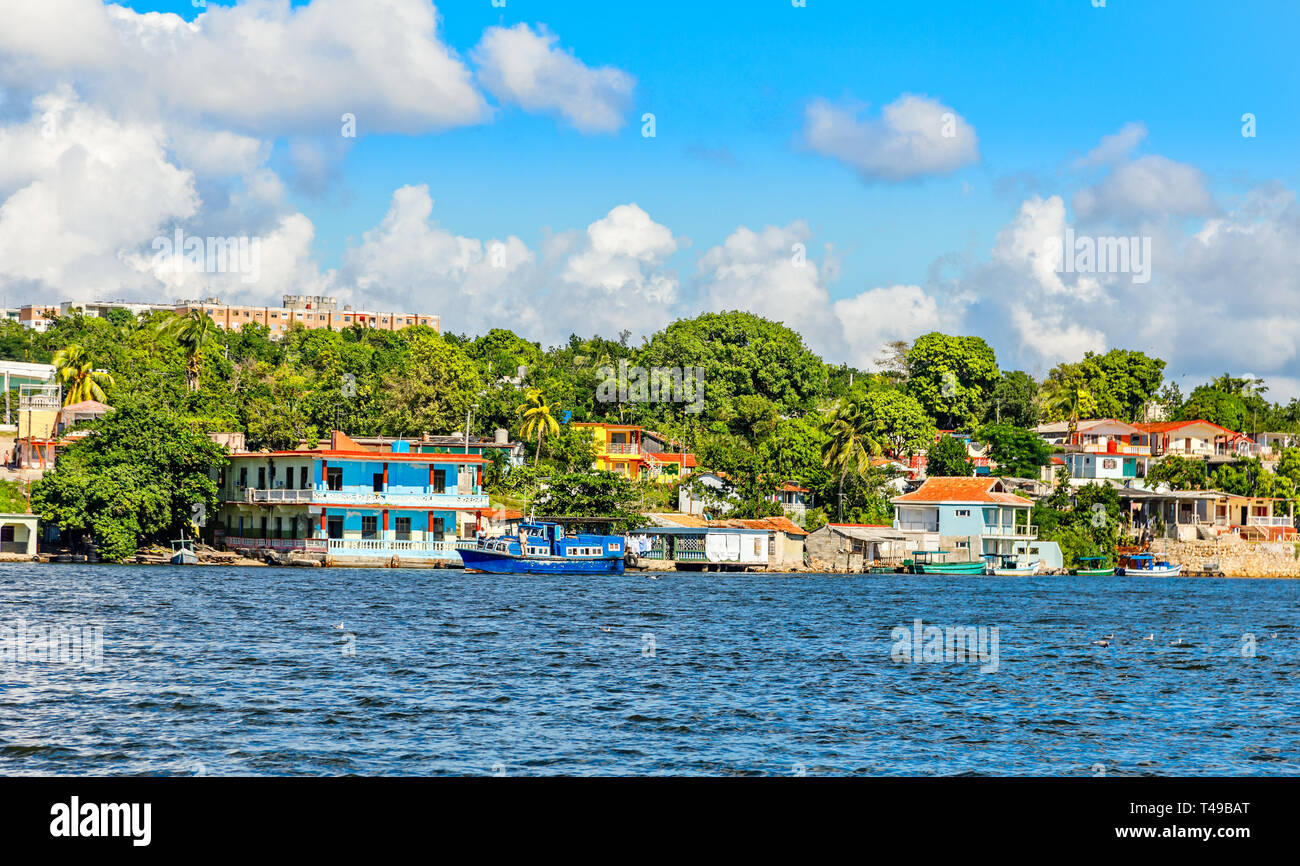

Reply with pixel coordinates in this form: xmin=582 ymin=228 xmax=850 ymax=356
xmin=3 ymin=557 xmax=1297 ymax=579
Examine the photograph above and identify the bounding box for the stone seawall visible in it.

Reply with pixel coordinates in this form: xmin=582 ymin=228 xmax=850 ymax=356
xmin=1162 ymin=538 xmax=1300 ymax=578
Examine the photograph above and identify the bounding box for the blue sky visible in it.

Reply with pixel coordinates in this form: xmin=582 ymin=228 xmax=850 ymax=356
xmin=3 ymin=1 xmax=1300 ymax=391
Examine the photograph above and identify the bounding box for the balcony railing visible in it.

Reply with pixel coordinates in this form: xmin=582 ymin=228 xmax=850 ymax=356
xmin=1246 ymin=516 xmax=1292 ymax=527
xmin=244 ymin=489 xmax=313 ymax=503
xmin=314 ymin=490 xmax=486 ymax=508
xmin=896 ymin=520 xmax=939 ymax=532
xmin=1080 ymin=442 xmax=1150 ymax=456
xmin=606 ymin=442 xmax=640 ymax=455
xmin=983 ymin=524 xmax=1038 ymax=537
xmin=225 ymin=536 xmax=310 ymax=551
xmin=319 ymin=538 xmax=462 ymax=553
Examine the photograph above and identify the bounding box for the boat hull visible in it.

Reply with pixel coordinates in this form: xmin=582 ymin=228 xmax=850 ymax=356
xmin=1074 ymin=568 xmax=1116 ymax=576
xmin=1119 ymin=565 xmax=1182 ymax=577
xmin=915 ymin=562 xmax=986 ymax=574
xmin=458 ymin=548 xmax=625 ymax=575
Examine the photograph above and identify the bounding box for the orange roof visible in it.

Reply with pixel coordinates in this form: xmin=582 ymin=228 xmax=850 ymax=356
xmin=892 ymin=477 xmax=1031 ymax=505
xmin=777 ymin=482 xmax=809 ymax=492
xmin=1134 ymin=419 xmax=1239 ymax=436
xmin=715 ymin=516 xmax=808 ymax=536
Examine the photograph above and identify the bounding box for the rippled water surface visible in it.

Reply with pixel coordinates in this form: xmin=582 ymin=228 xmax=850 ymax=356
xmin=1 ymin=564 xmax=1297 ymax=776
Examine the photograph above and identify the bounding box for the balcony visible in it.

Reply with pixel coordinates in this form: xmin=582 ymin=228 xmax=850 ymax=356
xmin=1245 ymin=516 xmax=1292 ymax=527
xmin=983 ymin=524 xmax=1037 ymax=538
xmin=244 ymin=488 xmax=313 ymax=503
xmin=1079 ymin=442 xmax=1150 ymax=456
xmin=314 ymin=490 xmax=487 ymax=508
xmin=605 ymin=442 xmax=640 ymax=456
xmin=896 ymin=520 xmax=939 ymax=533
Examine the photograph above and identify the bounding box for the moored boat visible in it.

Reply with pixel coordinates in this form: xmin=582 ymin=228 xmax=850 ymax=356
xmin=1072 ymin=555 xmax=1115 ymax=577
xmin=1117 ymin=553 xmax=1182 ymax=577
xmin=457 ymin=521 xmax=625 ymax=574
xmin=985 ymin=553 xmax=1042 ymax=576
xmin=169 ymin=534 xmax=198 ymax=565
xmin=909 ymin=550 xmax=986 ymax=574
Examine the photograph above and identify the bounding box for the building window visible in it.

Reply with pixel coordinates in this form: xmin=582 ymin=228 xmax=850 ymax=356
xmin=955 ymin=508 xmax=971 ymax=517
xmin=955 ymin=540 xmax=970 ymax=549
xmin=430 ymin=517 xmax=445 ymax=541
xmin=327 ymin=516 xmax=343 ymax=539
xmin=326 ymin=467 xmax=343 ymax=491
xmin=300 ymin=466 xmax=309 ymax=489
xmin=395 ymin=516 xmax=411 ymax=541
xmin=373 ymin=472 xmax=384 ymax=493
xmin=361 ymin=516 xmax=377 ymax=539
xmin=238 ymin=467 xmax=248 ymax=487
xmin=432 ymin=469 xmax=446 ymax=494
xmin=257 ymin=467 xmax=266 ymax=489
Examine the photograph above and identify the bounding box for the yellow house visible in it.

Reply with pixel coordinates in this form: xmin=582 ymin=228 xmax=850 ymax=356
xmin=575 ymin=422 xmax=647 ymax=479
xmin=573 ymin=422 xmax=697 ymax=485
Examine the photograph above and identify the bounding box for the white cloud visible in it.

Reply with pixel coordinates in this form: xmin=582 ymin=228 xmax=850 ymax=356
xmin=1073 ymin=121 xmax=1147 ymax=169
xmin=802 ymin=94 xmax=979 ymax=182
xmin=473 ymin=23 xmax=635 ymax=133
xmin=1074 ymin=154 xmax=1214 ymax=219
xmin=0 ymin=0 xmax=489 ymax=135
xmin=694 ymin=222 xmax=845 ymax=358
xmin=834 ymin=284 xmax=946 ymax=370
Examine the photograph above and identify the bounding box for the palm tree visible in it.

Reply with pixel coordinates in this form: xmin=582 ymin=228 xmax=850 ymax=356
xmin=518 ymin=388 xmax=560 ymax=465
xmin=1043 ymin=378 xmax=1093 ymax=444
xmin=157 ymin=310 xmax=220 ymax=392
xmin=52 ymin=344 xmax=113 ymax=404
xmin=821 ymin=399 xmax=880 ymax=522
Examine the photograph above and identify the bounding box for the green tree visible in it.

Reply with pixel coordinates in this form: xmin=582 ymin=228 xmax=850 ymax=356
xmin=821 ymin=399 xmax=880 ymax=521
xmin=518 ymin=388 xmax=560 ymax=465
xmin=856 ymin=389 xmax=935 ymax=458
xmin=377 ymin=331 xmax=482 ymax=437
xmin=978 ymin=424 xmax=1052 ymax=479
xmin=904 ymin=332 xmax=1000 ymax=429
xmin=53 ymin=344 xmax=114 ymax=404
xmin=31 ymin=405 xmax=227 ymax=561
xmin=157 ymin=310 xmax=221 ymax=392
xmin=1145 ymin=454 xmax=1209 ymax=490
xmin=926 ymin=434 xmax=973 ymax=477
xmin=531 ymin=470 xmax=643 ymax=531
xmin=986 ymin=370 xmax=1039 ymax=427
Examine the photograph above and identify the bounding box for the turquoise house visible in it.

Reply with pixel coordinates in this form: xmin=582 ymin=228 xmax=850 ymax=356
xmin=891 ymin=477 xmax=1037 ymax=562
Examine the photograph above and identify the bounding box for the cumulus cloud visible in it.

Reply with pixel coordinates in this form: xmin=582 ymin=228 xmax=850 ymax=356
xmin=0 ymin=0 xmax=489 ymax=135
xmin=695 ymin=222 xmax=846 ymax=358
xmin=833 ymin=284 xmax=947 ymax=370
xmin=1074 ymin=154 xmax=1214 ymax=219
xmin=1073 ymin=121 xmax=1147 ymax=169
xmin=473 ymin=23 xmax=635 ymax=133
xmin=801 ymin=94 xmax=979 ymax=182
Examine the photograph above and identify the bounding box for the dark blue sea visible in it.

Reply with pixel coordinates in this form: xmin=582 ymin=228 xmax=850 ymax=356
xmin=1 ymin=564 xmax=1297 ymax=776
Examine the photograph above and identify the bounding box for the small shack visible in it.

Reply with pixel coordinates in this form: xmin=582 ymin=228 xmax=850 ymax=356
xmin=805 ymin=523 xmax=906 ymax=572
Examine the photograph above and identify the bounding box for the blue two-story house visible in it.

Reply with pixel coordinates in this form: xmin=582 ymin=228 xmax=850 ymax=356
xmin=891 ymin=477 xmax=1038 ymax=563
xmin=216 ymin=431 xmax=489 ymax=566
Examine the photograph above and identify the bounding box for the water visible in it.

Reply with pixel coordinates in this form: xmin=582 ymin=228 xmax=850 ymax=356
xmin=1 ymin=564 xmax=1297 ymax=776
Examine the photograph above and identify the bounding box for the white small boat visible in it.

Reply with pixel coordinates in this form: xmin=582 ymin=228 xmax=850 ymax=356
xmin=170 ymin=534 xmax=199 ymax=565
xmin=985 ymin=554 xmax=1042 ymax=576
xmin=1117 ymin=553 xmax=1181 ymax=576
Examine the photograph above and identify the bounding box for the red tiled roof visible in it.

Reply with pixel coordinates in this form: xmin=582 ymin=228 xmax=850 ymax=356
xmin=646 ymin=452 xmax=697 ymax=467
xmin=717 ymin=516 xmax=808 ymax=536
xmin=1134 ymin=419 xmax=1239 ymax=436
xmin=892 ymin=477 xmax=1031 ymax=505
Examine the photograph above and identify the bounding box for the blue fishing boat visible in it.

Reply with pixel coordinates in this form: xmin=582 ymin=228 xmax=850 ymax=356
xmin=457 ymin=521 xmax=626 ymax=574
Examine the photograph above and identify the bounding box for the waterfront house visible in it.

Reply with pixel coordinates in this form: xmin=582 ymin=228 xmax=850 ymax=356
xmin=0 ymin=513 xmax=38 ymax=556
xmin=215 ymin=431 xmax=489 ymax=566
xmin=805 ymin=523 xmax=906 ymax=572
xmin=635 ymin=513 xmax=808 ymax=570
xmin=1117 ymin=484 xmax=1295 ymax=541
xmin=891 ymin=477 xmax=1036 ymax=562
